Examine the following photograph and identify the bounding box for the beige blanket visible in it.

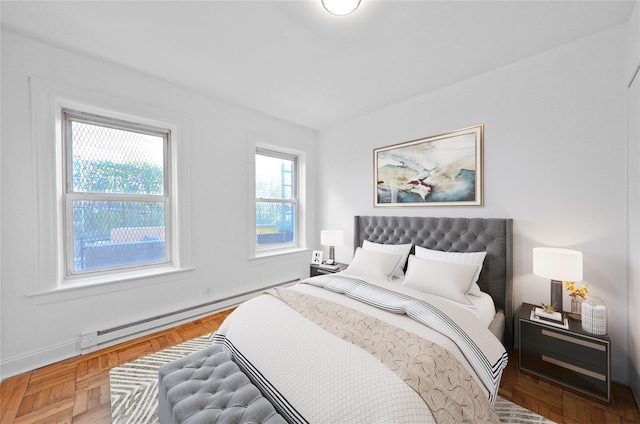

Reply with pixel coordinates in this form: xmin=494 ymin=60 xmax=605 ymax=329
xmin=266 ymin=287 xmax=499 ymax=424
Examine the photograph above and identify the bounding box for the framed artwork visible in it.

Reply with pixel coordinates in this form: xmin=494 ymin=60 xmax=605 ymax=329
xmin=311 ymin=250 xmax=323 ymax=265
xmin=374 ymin=125 xmax=483 ymax=207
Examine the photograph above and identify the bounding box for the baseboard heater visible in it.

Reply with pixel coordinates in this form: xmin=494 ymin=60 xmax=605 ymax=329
xmin=80 ymin=278 xmax=299 ymax=354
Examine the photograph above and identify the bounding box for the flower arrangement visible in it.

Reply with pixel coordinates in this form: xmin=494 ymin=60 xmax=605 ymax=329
xmin=565 ymin=281 xmax=588 ymax=299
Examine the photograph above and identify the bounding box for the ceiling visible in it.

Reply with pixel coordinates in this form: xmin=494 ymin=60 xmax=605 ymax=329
xmin=1 ymin=0 xmax=635 ymax=130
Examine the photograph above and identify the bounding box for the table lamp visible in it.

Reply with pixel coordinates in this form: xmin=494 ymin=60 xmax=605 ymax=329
xmin=533 ymin=247 xmax=583 ymax=312
xmin=321 ymin=230 xmax=343 ymax=265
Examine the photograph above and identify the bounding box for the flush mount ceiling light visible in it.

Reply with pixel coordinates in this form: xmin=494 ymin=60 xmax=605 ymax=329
xmin=322 ymin=0 xmax=361 ymax=16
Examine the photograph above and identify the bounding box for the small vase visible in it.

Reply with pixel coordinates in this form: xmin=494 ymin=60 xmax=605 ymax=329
xmin=582 ymin=296 xmax=607 ymax=335
xmin=570 ymin=297 xmax=583 ymax=319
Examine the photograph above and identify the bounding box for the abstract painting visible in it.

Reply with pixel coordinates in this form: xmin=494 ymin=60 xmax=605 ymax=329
xmin=374 ymin=125 xmax=483 ymax=207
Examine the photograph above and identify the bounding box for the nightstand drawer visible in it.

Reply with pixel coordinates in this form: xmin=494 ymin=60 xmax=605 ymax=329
xmin=521 ymin=322 xmax=607 ymax=369
xmin=520 ymin=348 xmax=608 ymax=401
xmin=313 ymin=267 xmax=338 ymax=276
xmin=310 ymin=263 xmax=347 ymax=277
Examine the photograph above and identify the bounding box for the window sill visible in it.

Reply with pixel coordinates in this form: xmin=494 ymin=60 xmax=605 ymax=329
xmin=249 ymin=247 xmax=310 ymax=261
xmin=28 ymin=266 xmax=195 ymax=305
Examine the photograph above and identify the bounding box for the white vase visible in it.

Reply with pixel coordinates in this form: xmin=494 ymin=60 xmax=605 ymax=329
xmin=582 ymin=297 xmax=607 ymax=336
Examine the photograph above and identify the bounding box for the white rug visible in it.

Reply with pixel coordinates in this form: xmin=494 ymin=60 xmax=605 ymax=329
xmin=110 ymin=333 xmax=555 ymax=424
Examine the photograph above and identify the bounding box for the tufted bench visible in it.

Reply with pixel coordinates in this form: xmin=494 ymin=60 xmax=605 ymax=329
xmin=158 ymin=344 xmax=286 ymax=424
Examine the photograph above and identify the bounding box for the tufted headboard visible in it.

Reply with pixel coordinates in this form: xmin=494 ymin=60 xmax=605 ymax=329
xmin=354 ymin=216 xmax=514 ymax=349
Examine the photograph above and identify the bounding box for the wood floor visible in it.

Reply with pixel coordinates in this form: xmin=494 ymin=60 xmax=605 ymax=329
xmin=2 ymin=308 xmax=639 ymax=424
xmin=0 ymin=309 xmax=233 ymax=424
xmin=498 ymin=353 xmax=640 ymax=424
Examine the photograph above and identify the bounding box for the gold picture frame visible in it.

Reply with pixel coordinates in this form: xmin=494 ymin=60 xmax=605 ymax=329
xmin=374 ymin=125 xmax=483 ymax=207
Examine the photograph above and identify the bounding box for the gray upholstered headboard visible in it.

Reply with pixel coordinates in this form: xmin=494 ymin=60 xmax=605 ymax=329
xmin=354 ymin=216 xmax=514 ymax=349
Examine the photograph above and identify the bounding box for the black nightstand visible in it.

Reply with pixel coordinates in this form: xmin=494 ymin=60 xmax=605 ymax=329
xmin=310 ymin=263 xmax=347 ymax=277
xmin=519 ymin=302 xmax=610 ymax=402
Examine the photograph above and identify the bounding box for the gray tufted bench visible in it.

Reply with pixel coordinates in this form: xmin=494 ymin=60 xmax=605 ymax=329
xmin=158 ymin=344 xmax=286 ymax=424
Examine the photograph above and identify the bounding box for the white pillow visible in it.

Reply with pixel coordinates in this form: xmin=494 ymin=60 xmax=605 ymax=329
xmin=402 ymin=255 xmax=478 ymax=305
xmin=344 ymin=247 xmax=402 ymax=281
xmin=362 ymin=240 xmax=412 ymax=279
xmin=414 ymin=246 xmax=487 ymax=297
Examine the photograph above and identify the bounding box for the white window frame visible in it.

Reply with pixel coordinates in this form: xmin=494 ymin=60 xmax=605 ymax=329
xmin=249 ymin=136 xmax=307 ymax=259
xmin=61 ymin=109 xmax=172 ymax=278
xmin=29 ymin=78 xmax=193 ymax=303
xmin=255 ymin=147 xmax=299 ymax=252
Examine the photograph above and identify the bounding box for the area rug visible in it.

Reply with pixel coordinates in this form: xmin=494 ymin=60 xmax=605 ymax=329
xmin=110 ymin=333 xmax=555 ymax=424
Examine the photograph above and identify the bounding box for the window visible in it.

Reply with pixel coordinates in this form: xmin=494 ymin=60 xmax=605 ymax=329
xmin=255 ymin=148 xmax=298 ymax=251
xmin=30 ymin=78 xmax=191 ymax=300
xmin=62 ymin=109 xmax=171 ymax=277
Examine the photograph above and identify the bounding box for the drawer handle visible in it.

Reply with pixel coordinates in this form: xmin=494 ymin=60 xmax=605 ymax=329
xmin=542 ymin=355 xmax=606 ymax=381
xmin=541 ymin=329 xmax=605 ymax=351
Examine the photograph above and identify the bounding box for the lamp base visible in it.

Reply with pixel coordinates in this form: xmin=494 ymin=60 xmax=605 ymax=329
xmin=327 ymin=246 xmax=335 ymax=265
xmin=550 ymin=279 xmax=563 ymax=312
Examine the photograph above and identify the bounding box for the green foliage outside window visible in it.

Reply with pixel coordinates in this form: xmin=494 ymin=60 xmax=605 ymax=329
xmin=72 ymin=160 xmax=165 ymax=240
xmin=73 ymin=159 xmax=164 ymax=195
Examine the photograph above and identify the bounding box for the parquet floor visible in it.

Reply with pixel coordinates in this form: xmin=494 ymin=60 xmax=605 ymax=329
xmin=499 ymin=356 xmax=640 ymax=424
xmin=1 ymin=307 xmax=639 ymax=423
xmin=0 ymin=309 xmax=233 ymax=424
xmin=498 ymin=350 xmax=640 ymax=424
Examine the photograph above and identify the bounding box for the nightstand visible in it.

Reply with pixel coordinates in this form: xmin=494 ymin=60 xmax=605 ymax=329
xmin=310 ymin=262 xmax=347 ymax=277
xmin=519 ymin=302 xmax=610 ymax=402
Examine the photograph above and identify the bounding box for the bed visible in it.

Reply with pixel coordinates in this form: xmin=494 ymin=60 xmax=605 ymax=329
xmin=352 ymin=216 xmax=514 ymax=349
xmin=211 ymin=216 xmax=513 ymax=423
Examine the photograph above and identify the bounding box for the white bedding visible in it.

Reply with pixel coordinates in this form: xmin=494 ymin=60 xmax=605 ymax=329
xmin=387 ymin=272 xmax=497 ymax=328
xmin=214 ymin=273 xmax=507 ymax=424
xmin=217 ymin=292 xmax=436 ymax=423
xmin=468 ymin=292 xmax=498 ymax=328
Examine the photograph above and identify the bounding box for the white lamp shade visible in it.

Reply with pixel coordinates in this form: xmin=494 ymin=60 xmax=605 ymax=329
xmin=321 ymin=0 xmax=361 ymax=16
xmin=533 ymin=247 xmax=583 ymax=281
xmin=321 ymin=230 xmax=344 ymax=246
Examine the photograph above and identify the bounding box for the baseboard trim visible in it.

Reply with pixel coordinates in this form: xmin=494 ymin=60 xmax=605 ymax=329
xmin=1 ymin=303 xmax=239 ymax=382
xmin=1 ymin=338 xmax=79 ymax=381
xmin=0 ymin=286 xmax=285 ymax=381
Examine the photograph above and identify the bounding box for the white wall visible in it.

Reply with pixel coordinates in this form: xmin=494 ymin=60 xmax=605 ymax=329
xmin=318 ymin=26 xmax=630 ymax=382
xmin=0 ymin=30 xmax=317 ymax=379
xmin=627 ymin=1 xmax=640 ymax=405
xmin=628 ymin=2 xmax=640 ymax=81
